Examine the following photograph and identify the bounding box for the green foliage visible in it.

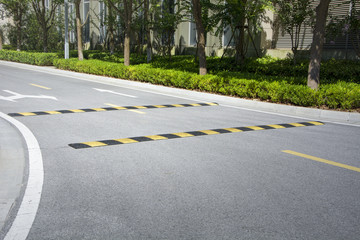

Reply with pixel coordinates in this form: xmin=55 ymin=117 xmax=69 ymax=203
xmin=326 ymin=0 xmax=360 ymax=57
xmin=0 ymin=50 xmax=58 ymax=65
xmin=272 ymin=0 xmax=315 ymax=63
xmin=53 ymin=58 xmax=360 ymax=110
xmin=1 ymin=50 xmax=358 ymax=110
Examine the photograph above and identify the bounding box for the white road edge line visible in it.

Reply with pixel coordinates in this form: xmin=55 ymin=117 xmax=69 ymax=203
xmin=0 ymin=112 xmax=44 ymax=240
xmin=1 ymin=61 xmax=359 ymax=128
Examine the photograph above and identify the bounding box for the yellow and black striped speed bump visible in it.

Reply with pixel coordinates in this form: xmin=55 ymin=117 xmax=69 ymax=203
xmin=69 ymin=121 xmax=324 ymax=149
xmin=8 ymin=102 xmax=218 ymax=117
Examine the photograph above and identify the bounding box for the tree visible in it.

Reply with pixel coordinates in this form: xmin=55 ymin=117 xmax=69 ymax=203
xmin=107 ymin=0 xmax=133 ymax=66
xmin=273 ymin=0 xmax=315 ymax=64
xmin=74 ymin=0 xmax=84 ymax=60
xmin=212 ymin=0 xmax=270 ymax=64
xmin=0 ymin=27 xmax=3 ymax=50
xmin=106 ymin=1 xmax=116 ymax=54
xmin=152 ymin=0 xmax=184 ymax=60
xmin=0 ymin=0 xmax=29 ymax=51
xmin=144 ymin=0 xmax=152 ymax=62
xmin=74 ymin=0 xmax=90 ymax=60
xmin=307 ymin=0 xmax=331 ymax=89
xmin=31 ymin=0 xmax=62 ymax=52
xmin=192 ymin=0 xmax=207 ymax=75
xmin=327 ymin=0 xmax=360 ymax=58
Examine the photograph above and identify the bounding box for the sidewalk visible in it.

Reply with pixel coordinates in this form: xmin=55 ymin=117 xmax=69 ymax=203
xmin=0 ymin=117 xmax=26 ymax=237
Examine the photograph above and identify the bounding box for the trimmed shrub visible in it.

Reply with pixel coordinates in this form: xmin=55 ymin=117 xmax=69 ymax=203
xmin=0 ymin=50 xmax=57 ymax=66
xmin=53 ymin=58 xmax=360 ymax=110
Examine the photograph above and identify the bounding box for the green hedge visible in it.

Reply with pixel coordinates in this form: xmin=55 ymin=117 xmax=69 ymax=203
xmin=53 ymin=58 xmax=360 ymax=110
xmin=1 ymin=49 xmax=359 ymax=110
xmin=0 ymin=50 xmax=58 ymax=66
xmin=85 ymin=53 xmax=360 ymax=85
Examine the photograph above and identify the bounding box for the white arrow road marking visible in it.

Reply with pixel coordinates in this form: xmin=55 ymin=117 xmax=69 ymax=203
xmin=93 ymin=88 xmax=137 ymax=98
xmin=0 ymin=90 xmax=58 ymax=102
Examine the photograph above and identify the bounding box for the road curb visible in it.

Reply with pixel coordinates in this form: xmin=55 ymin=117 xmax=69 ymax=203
xmin=1 ymin=60 xmax=359 ymax=126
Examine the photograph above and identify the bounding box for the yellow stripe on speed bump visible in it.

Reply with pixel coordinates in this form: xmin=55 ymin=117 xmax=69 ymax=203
xmin=69 ymin=121 xmax=324 ymax=149
xmin=283 ymin=150 xmax=360 ymax=173
xmin=8 ymin=102 xmax=218 ymax=117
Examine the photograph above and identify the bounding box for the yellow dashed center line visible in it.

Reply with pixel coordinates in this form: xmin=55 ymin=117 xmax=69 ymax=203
xmin=30 ymin=83 xmax=51 ymax=90
xmin=283 ymin=150 xmax=360 ymax=173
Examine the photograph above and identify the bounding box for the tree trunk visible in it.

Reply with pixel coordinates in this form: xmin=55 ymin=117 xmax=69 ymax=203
xmin=144 ymin=0 xmax=152 ymax=63
xmin=108 ymin=5 xmax=115 ymax=55
xmin=0 ymin=31 xmax=2 ymax=50
xmin=192 ymin=0 xmax=207 ymax=75
xmin=307 ymin=0 xmax=331 ymax=89
xmin=124 ymin=28 xmax=131 ymax=66
xmin=235 ymin=1 xmax=247 ymax=64
xmin=43 ymin=26 xmax=48 ymax=52
xmin=16 ymin=8 xmax=22 ymax=51
xmin=75 ymin=0 xmax=84 ymax=61
xmin=167 ymin=33 xmax=172 ymax=61
xmin=16 ymin=23 xmax=21 ymax=51
xmin=123 ymin=0 xmax=132 ymax=66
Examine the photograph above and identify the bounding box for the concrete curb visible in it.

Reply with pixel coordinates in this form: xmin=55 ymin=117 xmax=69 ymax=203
xmin=1 ymin=60 xmax=359 ymax=126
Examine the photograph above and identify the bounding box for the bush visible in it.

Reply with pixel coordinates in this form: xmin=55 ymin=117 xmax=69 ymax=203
xmin=2 ymin=51 xmax=359 ymax=110
xmin=0 ymin=50 xmax=58 ymax=65
xmin=53 ymin=58 xmax=360 ymax=110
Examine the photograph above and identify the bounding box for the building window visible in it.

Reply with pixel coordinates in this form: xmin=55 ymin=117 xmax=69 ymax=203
xmin=69 ymin=3 xmax=75 ymax=43
xmin=99 ymin=1 xmax=107 ymax=43
xmin=223 ymin=26 xmax=235 ymax=47
xmin=161 ymin=0 xmax=175 ymax=46
xmin=189 ymin=22 xmax=197 ymax=46
xmin=83 ymin=0 xmax=90 ymax=43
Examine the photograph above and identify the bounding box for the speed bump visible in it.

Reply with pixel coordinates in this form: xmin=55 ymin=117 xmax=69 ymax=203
xmin=8 ymin=102 xmax=218 ymax=117
xmin=69 ymin=121 xmax=324 ymax=149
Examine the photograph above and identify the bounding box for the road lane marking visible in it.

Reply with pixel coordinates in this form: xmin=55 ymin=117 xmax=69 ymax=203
xmin=30 ymin=83 xmax=51 ymax=90
xmin=69 ymin=121 xmax=324 ymax=149
xmin=8 ymin=102 xmax=218 ymax=117
xmin=129 ymin=109 xmax=146 ymax=114
xmin=105 ymin=103 xmax=145 ymax=114
xmin=282 ymin=150 xmax=360 ymax=173
xmin=0 ymin=90 xmax=57 ymax=102
xmin=0 ymin=112 xmax=44 ymax=240
xmin=93 ymin=88 xmax=137 ymax=98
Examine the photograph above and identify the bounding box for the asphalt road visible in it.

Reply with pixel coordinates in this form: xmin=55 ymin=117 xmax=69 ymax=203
xmin=0 ymin=62 xmax=359 ymax=239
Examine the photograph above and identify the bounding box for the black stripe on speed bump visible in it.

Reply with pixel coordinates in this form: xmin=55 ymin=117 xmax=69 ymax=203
xmin=7 ymin=102 xmax=218 ymax=117
xmin=69 ymin=121 xmax=324 ymax=149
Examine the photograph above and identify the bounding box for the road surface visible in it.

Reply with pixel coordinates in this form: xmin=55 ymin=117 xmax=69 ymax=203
xmin=0 ymin=61 xmax=359 ymax=239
